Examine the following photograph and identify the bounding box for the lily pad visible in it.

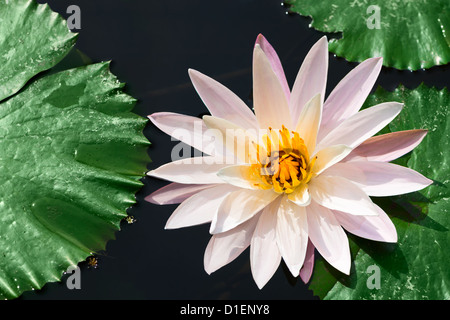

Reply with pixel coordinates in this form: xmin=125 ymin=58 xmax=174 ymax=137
xmin=285 ymin=0 xmax=450 ymax=70
xmin=309 ymin=84 xmax=450 ymax=299
xmin=0 ymin=0 xmax=149 ymax=299
xmin=0 ymin=0 xmax=77 ymax=101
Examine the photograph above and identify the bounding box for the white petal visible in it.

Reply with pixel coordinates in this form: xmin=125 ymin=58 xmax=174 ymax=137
xmin=319 ymin=57 xmax=383 ymax=139
xmin=217 ymin=165 xmax=259 ymax=190
xmin=253 ymin=44 xmax=292 ymax=130
xmin=250 ymin=200 xmax=282 ymax=289
xmin=188 ymin=69 xmax=258 ymax=130
xmin=322 ymin=161 xmax=433 ymax=196
xmin=317 ymin=102 xmax=403 ymax=150
xmin=204 ymin=214 xmax=259 ymax=274
xmin=287 ymin=183 xmax=311 ymax=206
xmin=276 ymin=196 xmax=308 ymax=277
xmin=320 ymin=161 xmax=365 ymax=184
xmin=309 ymin=175 xmax=379 ymax=216
xmin=202 ymin=115 xmax=258 ymax=164
xmin=290 ymin=36 xmax=328 ymax=124
xmin=145 ymin=183 xmax=215 ymax=205
xmin=147 ymin=156 xmax=228 ymax=184
xmin=334 ymin=205 xmax=397 ymax=243
xmin=295 ymin=93 xmax=323 ymax=153
xmin=165 ymin=184 xmax=238 ymax=229
xmin=306 ymin=201 xmax=351 ymax=275
xmin=312 ymin=144 xmax=353 ymax=175
xmin=211 ymin=189 xmax=279 ymax=234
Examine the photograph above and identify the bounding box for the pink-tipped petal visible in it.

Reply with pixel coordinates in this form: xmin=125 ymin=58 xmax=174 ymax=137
xmin=319 ymin=57 xmax=383 ymax=140
xmin=188 ymin=69 xmax=258 ymax=130
xmin=145 ymin=183 xmax=215 ymax=205
xmin=204 ymin=214 xmax=260 ymax=275
xmin=299 ymin=240 xmax=315 ymax=284
xmin=165 ymin=184 xmax=238 ymax=229
xmin=211 ymin=189 xmax=279 ymax=234
xmin=255 ymin=34 xmax=290 ymax=101
xmin=147 ymin=156 xmax=228 ymax=184
xmin=306 ymin=201 xmax=351 ymax=275
xmin=290 ymin=36 xmax=328 ymax=124
xmin=250 ymin=200 xmax=282 ymax=289
xmin=253 ymin=44 xmax=292 ymax=130
xmin=276 ymin=196 xmax=309 ymax=277
xmin=334 ymin=205 xmax=397 ymax=243
xmin=344 ymin=129 xmax=428 ymax=162
xmin=322 ymin=161 xmax=433 ymax=196
xmin=317 ymin=102 xmax=403 ymax=150
xmin=309 ymin=175 xmax=379 ymax=216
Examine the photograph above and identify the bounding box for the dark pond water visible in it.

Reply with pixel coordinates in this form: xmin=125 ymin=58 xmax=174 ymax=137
xmin=22 ymin=0 xmax=449 ymax=300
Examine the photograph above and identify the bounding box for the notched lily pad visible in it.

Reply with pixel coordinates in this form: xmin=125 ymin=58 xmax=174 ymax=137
xmin=285 ymin=0 xmax=450 ymax=70
xmin=0 ymin=0 xmax=77 ymax=100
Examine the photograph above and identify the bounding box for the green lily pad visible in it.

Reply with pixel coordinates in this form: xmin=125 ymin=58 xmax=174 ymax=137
xmin=0 ymin=0 xmax=150 ymax=299
xmin=285 ymin=0 xmax=450 ymax=70
xmin=308 ymin=84 xmax=449 ymax=299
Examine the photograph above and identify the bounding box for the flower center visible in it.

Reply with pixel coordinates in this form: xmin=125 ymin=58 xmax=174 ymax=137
xmin=250 ymin=125 xmax=316 ymax=194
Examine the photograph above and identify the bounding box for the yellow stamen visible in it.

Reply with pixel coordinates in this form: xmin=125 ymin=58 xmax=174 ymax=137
xmin=251 ymin=125 xmax=315 ymax=194
xmin=280 ymin=125 xmax=292 ymax=152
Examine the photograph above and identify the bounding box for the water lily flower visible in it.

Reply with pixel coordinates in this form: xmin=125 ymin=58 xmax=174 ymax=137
xmin=146 ymin=34 xmax=432 ymax=289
